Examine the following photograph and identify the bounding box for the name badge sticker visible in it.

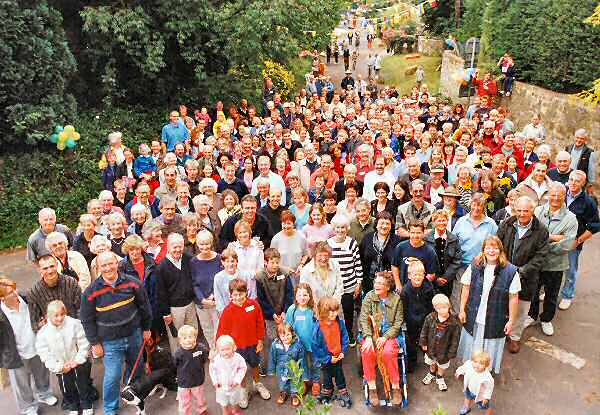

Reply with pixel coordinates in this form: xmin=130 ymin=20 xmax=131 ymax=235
xmin=193 ymin=351 xmax=203 ymax=357
xmin=277 ymin=275 xmax=285 ymax=281
xmin=245 ymin=305 xmax=255 ymax=312
xmin=296 ymin=315 xmax=306 ymax=321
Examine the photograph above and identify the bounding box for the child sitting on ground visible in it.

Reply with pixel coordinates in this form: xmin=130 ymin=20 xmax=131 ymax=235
xmin=209 ymin=335 xmax=247 ymax=415
xmin=311 ymin=296 xmax=352 ymax=408
xmin=455 ymin=350 xmax=495 ymax=415
xmin=285 ymin=283 xmax=320 ymax=396
xmin=216 ymin=278 xmax=270 ymax=408
xmin=36 ymin=300 xmax=94 ymax=415
xmin=174 ymin=325 xmax=209 ymax=415
xmin=401 ymin=259 xmax=435 ymax=372
xmin=419 ymin=294 xmax=461 ymax=392
xmin=268 ymin=324 xmax=306 ymax=407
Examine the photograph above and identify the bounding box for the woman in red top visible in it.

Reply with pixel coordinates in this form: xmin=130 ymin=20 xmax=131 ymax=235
xmin=472 ymin=71 xmax=498 ymax=98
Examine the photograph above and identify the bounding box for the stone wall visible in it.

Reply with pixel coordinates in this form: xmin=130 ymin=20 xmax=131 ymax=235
xmin=439 ymin=50 xmax=465 ymax=99
xmin=504 ymin=82 xmax=600 ymax=185
xmin=417 ymin=36 xmax=443 ymax=57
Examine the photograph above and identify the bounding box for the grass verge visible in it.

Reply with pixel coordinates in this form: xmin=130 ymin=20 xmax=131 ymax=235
xmin=380 ymin=54 xmax=441 ymax=95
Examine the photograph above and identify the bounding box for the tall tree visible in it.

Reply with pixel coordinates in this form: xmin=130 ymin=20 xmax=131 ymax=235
xmin=0 ymin=0 xmax=77 ymax=146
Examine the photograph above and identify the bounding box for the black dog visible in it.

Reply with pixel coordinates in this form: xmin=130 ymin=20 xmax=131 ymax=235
xmin=121 ymin=336 xmax=177 ymax=415
xmin=121 ymin=368 xmax=172 ymax=415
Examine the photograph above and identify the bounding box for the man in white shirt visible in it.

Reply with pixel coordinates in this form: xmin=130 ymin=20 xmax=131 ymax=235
xmin=251 ymin=155 xmax=287 ymax=206
xmin=363 ymin=157 xmax=396 ymax=201
xmin=0 ymin=278 xmax=58 ymax=414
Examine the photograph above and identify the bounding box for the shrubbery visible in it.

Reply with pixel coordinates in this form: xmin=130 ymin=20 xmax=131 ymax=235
xmin=0 ymin=108 xmax=162 ymax=249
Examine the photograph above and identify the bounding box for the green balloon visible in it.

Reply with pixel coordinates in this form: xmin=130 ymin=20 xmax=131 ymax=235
xmin=54 ymin=125 xmax=64 ymax=134
xmin=49 ymin=133 xmax=59 ymax=143
xmin=66 ymin=138 xmax=77 ymax=149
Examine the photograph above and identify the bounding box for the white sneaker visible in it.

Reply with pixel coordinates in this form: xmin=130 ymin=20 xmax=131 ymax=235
xmin=239 ymin=388 xmax=249 ymax=409
xmin=541 ymin=321 xmax=554 ymax=336
xmin=422 ymin=372 xmax=436 ymax=385
xmin=68 ymin=411 xmax=79 ymax=415
xmin=436 ymin=377 xmax=448 ymax=392
xmin=82 ymin=409 xmax=95 ymax=415
xmin=559 ymin=299 xmax=572 ymax=310
xmin=523 ymin=316 xmax=537 ymax=329
xmin=38 ymin=395 xmax=58 ymax=406
xmin=254 ymin=382 xmax=271 ymax=400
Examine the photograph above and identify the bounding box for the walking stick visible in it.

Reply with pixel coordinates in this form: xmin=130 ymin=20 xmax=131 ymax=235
xmin=369 ymin=314 xmax=391 ymax=401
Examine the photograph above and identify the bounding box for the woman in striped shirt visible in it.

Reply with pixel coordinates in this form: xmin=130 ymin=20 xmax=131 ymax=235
xmin=327 ymin=214 xmax=363 ymax=346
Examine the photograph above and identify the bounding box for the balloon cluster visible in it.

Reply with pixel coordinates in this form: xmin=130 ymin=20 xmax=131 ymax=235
xmin=49 ymin=125 xmax=80 ymax=150
xmin=454 ymin=67 xmax=477 ymax=86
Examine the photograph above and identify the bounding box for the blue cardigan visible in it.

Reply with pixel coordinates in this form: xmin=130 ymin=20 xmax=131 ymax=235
xmin=311 ymin=317 xmax=349 ymax=367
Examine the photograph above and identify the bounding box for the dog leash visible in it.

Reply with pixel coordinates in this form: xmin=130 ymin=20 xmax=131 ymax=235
xmin=126 ymin=339 xmax=147 ymax=386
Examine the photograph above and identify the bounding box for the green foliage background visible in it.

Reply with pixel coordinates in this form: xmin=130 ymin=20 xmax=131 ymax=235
xmin=0 ymin=108 xmax=161 ymax=249
xmin=423 ymin=0 xmax=600 ymax=93
xmin=0 ymin=0 xmax=346 ymax=249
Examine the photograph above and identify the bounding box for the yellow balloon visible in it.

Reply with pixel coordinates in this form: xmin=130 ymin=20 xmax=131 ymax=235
xmin=59 ymin=131 xmax=69 ymax=141
xmin=72 ymin=132 xmax=80 ymax=141
xmin=64 ymin=125 xmax=75 ymax=133
xmin=57 ymin=141 xmax=66 ymax=150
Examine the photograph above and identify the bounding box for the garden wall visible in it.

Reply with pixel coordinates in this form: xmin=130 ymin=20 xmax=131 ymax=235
xmin=439 ymin=50 xmax=464 ymax=99
xmin=417 ymin=36 xmax=443 ymax=56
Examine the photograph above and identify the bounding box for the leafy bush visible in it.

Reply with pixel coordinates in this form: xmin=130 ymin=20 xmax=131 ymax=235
xmin=480 ymin=0 xmax=600 ymax=93
xmin=263 ymin=61 xmax=297 ymax=101
xmin=0 ymin=0 xmax=77 ymax=146
xmin=0 ymin=108 xmax=162 ymax=249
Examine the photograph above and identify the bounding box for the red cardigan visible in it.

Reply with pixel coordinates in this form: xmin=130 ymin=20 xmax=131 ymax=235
xmin=216 ymin=298 xmax=265 ymax=349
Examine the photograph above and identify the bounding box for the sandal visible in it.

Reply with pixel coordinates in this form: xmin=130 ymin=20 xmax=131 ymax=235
xmin=291 ymin=395 xmax=301 ymax=407
xmin=276 ymin=391 xmax=288 ymax=405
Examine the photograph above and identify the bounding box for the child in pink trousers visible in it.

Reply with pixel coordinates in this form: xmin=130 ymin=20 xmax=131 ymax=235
xmin=174 ymin=325 xmax=209 ymax=415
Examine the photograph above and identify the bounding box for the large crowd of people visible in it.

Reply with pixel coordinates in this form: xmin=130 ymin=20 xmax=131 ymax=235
xmin=1 ymin=32 xmax=599 ymax=415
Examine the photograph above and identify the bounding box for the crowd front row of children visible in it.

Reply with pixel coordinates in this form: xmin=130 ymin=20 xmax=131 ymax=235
xmin=0 ymin=259 xmax=497 ymax=415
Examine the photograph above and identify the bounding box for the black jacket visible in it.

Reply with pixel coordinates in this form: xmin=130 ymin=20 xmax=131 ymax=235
xmin=334 ymin=179 xmax=364 ymax=202
xmin=401 ymin=280 xmax=435 ymax=333
xmin=567 ymin=191 xmax=600 ymax=246
xmin=219 ymin=212 xmax=274 ymax=251
xmin=217 ymin=178 xmax=250 ymax=200
xmin=496 ymin=216 xmax=549 ymax=301
xmin=259 ymin=204 xmax=285 ymax=235
xmin=359 ymin=231 xmax=402 ymax=293
xmin=155 ymin=253 xmax=196 ymax=316
xmin=118 ymin=254 xmax=159 ymax=322
xmin=424 ymin=231 xmax=465 ymax=282
xmin=173 ymin=344 xmax=208 ymax=388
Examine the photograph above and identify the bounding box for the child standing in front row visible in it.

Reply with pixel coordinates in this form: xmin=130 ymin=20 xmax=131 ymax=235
xmin=311 ymin=296 xmax=352 ymax=408
xmin=36 ymin=300 xmax=94 ymax=415
xmin=401 ymin=259 xmax=434 ymax=372
xmin=285 ymin=283 xmax=320 ymax=396
xmin=268 ymin=324 xmax=306 ymax=407
xmin=455 ymin=350 xmax=495 ymax=415
xmin=419 ymin=294 xmax=461 ymax=392
xmin=216 ymin=278 xmax=271 ymax=409
xmin=210 ymin=335 xmax=247 ymax=415
xmin=173 ymin=325 xmax=209 ymax=415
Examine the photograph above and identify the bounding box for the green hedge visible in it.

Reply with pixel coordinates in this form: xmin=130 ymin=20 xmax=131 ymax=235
xmin=0 ymin=107 xmax=164 ymax=249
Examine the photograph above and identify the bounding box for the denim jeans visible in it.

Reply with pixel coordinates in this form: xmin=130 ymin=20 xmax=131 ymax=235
xmin=102 ymin=329 xmax=143 ymax=415
xmin=503 ymin=76 xmax=515 ymax=94
xmin=561 ymin=249 xmax=582 ymax=300
xmin=321 ymin=361 xmax=346 ymax=392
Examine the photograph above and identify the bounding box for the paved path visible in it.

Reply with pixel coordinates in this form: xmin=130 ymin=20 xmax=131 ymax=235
xmin=1 ymin=236 xmax=599 ymax=414
xmin=325 ymin=31 xmax=388 ymax=89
